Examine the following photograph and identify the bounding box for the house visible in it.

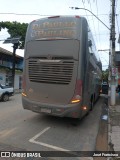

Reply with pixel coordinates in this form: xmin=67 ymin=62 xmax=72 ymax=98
xmin=115 ymin=51 xmax=120 ymax=84
xmin=0 ymin=47 xmax=23 ymax=91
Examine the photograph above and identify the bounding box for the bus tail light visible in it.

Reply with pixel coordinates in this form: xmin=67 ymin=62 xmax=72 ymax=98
xmin=71 ymin=80 xmax=82 ymax=104
xmin=82 ymin=106 xmax=87 ymax=110
xmin=22 ymin=75 xmax=27 ymax=97
xmin=75 ymin=16 xmax=80 ymax=18
xmin=22 ymin=92 xmax=27 ymax=97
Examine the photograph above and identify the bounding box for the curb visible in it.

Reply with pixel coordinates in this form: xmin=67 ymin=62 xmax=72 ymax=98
xmin=107 ymin=91 xmax=120 ymax=160
xmin=107 ymin=92 xmax=114 ymax=160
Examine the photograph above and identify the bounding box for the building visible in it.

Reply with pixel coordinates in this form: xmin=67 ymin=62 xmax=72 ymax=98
xmin=115 ymin=51 xmax=120 ymax=84
xmin=0 ymin=47 xmax=23 ymax=91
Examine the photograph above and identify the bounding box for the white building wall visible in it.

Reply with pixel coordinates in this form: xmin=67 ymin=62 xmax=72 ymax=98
xmin=14 ymin=74 xmax=22 ymax=90
xmin=0 ymin=70 xmax=22 ymax=91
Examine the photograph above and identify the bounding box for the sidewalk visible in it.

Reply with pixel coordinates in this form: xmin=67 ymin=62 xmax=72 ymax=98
xmin=108 ymin=93 xmax=120 ymax=159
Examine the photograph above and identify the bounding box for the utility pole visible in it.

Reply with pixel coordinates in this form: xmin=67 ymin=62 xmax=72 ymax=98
xmin=12 ymin=43 xmax=19 ymax=88
xmin=110 ymin=0 xmax=116 ymax=105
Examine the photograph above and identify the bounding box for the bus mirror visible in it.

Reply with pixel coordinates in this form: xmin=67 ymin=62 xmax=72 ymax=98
xmin=88 ymin=40 xmax=92 ymax=47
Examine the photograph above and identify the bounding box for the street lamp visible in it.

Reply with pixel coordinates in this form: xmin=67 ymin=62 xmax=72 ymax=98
xmin=4 ymin=37 xmax=21 ymax=89
xmin=69 ymin=7 xmax=110 ymax=30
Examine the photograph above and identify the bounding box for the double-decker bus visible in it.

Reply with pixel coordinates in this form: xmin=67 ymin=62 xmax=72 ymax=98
xmin=22 ymin=16 xmax=102 ymax=119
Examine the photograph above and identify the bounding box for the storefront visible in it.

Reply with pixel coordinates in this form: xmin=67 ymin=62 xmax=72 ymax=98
xmin=0 ymin=47 xmax=23 ymax=91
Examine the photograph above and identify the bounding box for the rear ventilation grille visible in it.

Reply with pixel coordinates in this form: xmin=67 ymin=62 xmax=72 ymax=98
xmin=28 ymin=58 xmax=74 ymax=84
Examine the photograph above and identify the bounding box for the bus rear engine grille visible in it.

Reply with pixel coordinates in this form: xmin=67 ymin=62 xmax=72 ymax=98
xmin=28 ymin=60 xmax=74 ymax=84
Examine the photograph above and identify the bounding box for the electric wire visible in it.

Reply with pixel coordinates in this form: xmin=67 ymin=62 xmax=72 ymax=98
xmin=81 ymin=0 xmax=91 ymax=31
xmin=96 ymin=0 xmax=101 ymax=51
xmin=0 ymin=12 xmax=115 ymax=17
xmin=0 ymin=13 xmax=50 ymax=16
xmin=89 ymin=0 xmax=98 ymax=44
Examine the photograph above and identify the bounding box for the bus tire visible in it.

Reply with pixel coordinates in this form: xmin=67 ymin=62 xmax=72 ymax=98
xmin=90 ymin=96 xmax=94 ymax=111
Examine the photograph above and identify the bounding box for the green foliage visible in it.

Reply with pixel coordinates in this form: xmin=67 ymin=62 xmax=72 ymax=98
xmin=0 ymin=21 xmax=28 ymax=49
xmin=102 ymin=69 xmax=109 ymax=82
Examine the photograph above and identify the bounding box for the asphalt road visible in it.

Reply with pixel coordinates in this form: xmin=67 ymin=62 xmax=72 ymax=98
xmin=0 ymin=94 xmax=106 ymax=160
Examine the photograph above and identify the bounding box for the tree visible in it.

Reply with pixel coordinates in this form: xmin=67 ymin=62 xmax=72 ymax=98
xmin=0 ymin=21 xmax=28 ymax=49
xmin=102 ymin=69 xmax=109 ymax=83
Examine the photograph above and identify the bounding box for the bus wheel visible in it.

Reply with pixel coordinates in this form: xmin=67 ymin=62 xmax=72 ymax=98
xmin=90 ymin=97 xmax=94 ymax=111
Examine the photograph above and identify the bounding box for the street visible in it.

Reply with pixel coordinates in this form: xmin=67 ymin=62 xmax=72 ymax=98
xmin=0 ymin=94 xmax=107 ymax=159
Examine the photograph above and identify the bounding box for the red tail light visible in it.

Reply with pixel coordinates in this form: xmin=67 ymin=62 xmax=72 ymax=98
xmin=22 ymin=75 xmax=26 ymax=89
xmin=22 ymin=75 xmax=27 ymax=97
xmin=75 ymin=16 xmax=80 ymax=18
xmin=71 ymin=80 xmax=82 ymax=103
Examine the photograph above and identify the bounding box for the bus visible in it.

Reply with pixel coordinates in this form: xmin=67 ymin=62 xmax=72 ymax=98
xmin=22 ymin=16 xmax=102 ymax=119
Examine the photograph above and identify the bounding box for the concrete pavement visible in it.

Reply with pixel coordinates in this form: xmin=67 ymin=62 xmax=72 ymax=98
xmin=108 ymin=93 xmax=120 ymax=159
xmin=0 ymin=92 xmax=120 ymax=160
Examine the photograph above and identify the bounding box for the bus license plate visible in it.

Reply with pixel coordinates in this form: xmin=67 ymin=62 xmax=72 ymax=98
xmin=41 ymin=108 xmax=51 ymax=113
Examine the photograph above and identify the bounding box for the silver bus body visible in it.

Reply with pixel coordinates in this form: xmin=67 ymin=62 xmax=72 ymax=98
xmin=22 ymin=16 xmax=102 ymax=119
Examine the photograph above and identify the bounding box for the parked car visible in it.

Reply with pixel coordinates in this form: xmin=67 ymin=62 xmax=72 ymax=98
xmin=101 ymin=82 xmax=109 ymax=94
xmin=0 ymin=84 xmax=14 ymax=102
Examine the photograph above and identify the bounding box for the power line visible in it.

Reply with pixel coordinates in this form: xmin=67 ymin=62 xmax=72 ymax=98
xmin=96 ymin=0 xmax=101 ymax=50
xmin=70 ymin=7 xmax=110 ymax=30
xmin=0 ymin=12 xmax=117 ymax=16
xmin=0 ymin=13 xmax=50 ymax=16
xmin=89 ymin=0 xmax=98 ymax=41
xmin=0 ymin=12 xmax=118 ymax=17
xmin=81 ymin=0 xmax=91 ymax=27
xmin=81 ymin=0 xmax=99 ymax=50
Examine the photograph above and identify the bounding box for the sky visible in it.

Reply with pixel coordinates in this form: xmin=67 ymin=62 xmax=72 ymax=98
xmin=0 ymin=0 xmax=120 ymax=70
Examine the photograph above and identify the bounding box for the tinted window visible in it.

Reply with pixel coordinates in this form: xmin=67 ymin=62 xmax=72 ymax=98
xmin=102 ymin=84 xmax=109 ymax=94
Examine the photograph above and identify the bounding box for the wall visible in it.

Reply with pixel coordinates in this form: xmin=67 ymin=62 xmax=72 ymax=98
xmin=14 ymin=73 xmax=22 ymax=90
xmin=0 ymin=72 xmax=6 ymax=85
xmin=0 ymin=70 xmax=22 ymax=90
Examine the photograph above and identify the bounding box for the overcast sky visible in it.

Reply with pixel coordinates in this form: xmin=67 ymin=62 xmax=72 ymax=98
xmin=0 ymin=0 xmax=120 ymax=70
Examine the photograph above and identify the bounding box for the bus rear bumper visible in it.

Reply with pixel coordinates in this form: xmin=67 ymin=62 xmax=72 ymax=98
xmin=22 ymin=96 xmax=84 ymax=118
